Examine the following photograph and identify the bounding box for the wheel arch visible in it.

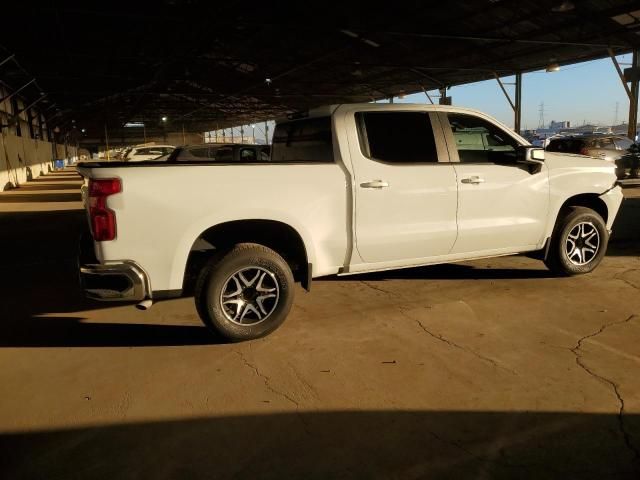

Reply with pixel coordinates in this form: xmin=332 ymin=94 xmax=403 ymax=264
xmin=555 ymin=193 xmax=609 ymax=225
xmin=180 ymin=219 xmax=313 ymax=293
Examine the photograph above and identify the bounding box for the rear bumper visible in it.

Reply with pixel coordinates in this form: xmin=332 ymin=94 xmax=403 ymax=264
xmin=80 ymin=261 xmax=151 ymax=301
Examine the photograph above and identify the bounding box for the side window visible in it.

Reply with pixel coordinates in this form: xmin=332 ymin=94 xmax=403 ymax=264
xmin=447 ymin=113 xmax=519 ymax=163
xmin=215 ymin=147 xmax=233 ymax=162
xmin=599 ymin=138 xmax=615 ymax=149
xmin=188 ymin=147 xmax=210 ymax=158
xmin=259 ymin=147 xmax=270 ymax=161
xmin=271 ymin=117 xmax=333 ymax=162
xmin=240 ymin=148 xmax=257 ymax=162
xmin=356 ymin=111 xmax=438 ymax=163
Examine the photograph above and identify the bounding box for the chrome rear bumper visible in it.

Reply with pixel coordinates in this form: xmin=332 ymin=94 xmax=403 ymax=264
xmin=80 ymin=261 xmax=151 ymax=301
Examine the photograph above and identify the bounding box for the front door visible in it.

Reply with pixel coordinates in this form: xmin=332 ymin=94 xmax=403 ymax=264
xmin=440 ymin=112 xmax=549 ymax=254
xmin=345 ymin=108 xmax=458 ymax=264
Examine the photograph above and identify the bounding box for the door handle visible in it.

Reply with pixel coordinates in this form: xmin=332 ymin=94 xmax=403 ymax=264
xmin=461 ymin=176 xmax=485 ymax=184
xmin=360 ymin=180 xmax=390 ymax=189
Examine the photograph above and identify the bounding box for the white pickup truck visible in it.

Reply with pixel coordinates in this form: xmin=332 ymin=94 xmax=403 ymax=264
xmin=78 ymin=104 xmax=623 ymax=341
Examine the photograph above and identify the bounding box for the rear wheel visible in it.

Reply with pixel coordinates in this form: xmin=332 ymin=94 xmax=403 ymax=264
xmin=194 ymin=243 xmax=295 ymax=341
xmin=544 ymin=207 xmax=608 ymax=275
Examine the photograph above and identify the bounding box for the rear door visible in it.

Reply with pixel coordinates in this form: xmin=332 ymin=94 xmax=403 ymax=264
xmin=346 ymin=109 xmax=458 ymax=264
xmin=440 ymin=112 xmax=549 ymax=254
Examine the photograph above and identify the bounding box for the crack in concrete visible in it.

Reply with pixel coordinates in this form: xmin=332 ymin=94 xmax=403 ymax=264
xmin=570 ymin=314 xmax=640 ymax=464
xmin=235 ymin=350 xmax=299 ymax=407
xmin=399 ymin=308 xmax=517 ymax=375
xmin=417 ymin=420 xmax=573 ymax=477
xmin=360 ymin=280 xmax=395 ymax=296
xmin=288 ymin=362 xmax=320 ymax=401
xmin=235 ymin=350 xmax=312 ymax=435
xmin=614 ymin=269 xmax=640 ymax=291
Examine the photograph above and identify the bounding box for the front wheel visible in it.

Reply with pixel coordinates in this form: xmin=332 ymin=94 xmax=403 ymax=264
xmin=544 ymin=206 xmax=608 ymax=276
xmin=194 ymin=243 xmax=295 ymax=341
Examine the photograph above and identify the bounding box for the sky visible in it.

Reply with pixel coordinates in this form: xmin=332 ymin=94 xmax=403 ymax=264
xmin=214 ymin=53 xmax=635 ymax=139
xmin=395 ymin=53 xmax=634 ymax=130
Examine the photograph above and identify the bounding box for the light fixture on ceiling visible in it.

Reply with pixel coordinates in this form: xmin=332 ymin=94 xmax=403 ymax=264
xmin=546 ymin=62 xmax=561 ymax=72
xmin=161 ymin=116 xmax=168 ymax=122
xmin=551 ymin=1 xmax=575 ymax=13
xmin=340 ymin=29 xmax=381 ymax=48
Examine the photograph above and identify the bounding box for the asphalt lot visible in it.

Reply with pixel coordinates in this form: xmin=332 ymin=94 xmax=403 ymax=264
xmin=1 ymin=170 xmax=639 ymax=479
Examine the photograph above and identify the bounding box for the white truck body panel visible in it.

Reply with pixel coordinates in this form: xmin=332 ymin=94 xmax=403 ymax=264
xmin=85 ymin=164 xmax=349 ymax=291
xmin=78 ymin=103 xmax=623 ymax=298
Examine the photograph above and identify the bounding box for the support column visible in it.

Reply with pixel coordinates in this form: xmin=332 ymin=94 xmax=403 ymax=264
xmin=628 ymin=49 xmax=639 ymax=140
xmin=514 ymin=72 xmax=522 ymax=135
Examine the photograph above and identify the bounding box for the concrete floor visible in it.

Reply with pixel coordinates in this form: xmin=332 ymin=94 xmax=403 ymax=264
xmin=1 ymin=170 xmax=640 ymax=479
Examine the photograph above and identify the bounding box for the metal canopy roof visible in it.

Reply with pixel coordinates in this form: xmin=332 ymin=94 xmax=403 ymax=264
xmin=3 ymin=0 xmax=640 ymax=137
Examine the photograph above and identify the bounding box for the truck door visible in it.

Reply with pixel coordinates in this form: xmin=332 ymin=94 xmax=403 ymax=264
xmin=440 ymin=112 xmax=549 ymax=254
xmin=346 ymin=109 xmax=458 ymax=264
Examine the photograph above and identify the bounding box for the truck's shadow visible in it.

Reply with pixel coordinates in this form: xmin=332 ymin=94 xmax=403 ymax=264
xmin=0 ymin=315 xmax=215 ymax=348
xmin=321 ymin=263 xmax=555 ymax=282
xmin=1 ymin=410 xmax=638 ymax=479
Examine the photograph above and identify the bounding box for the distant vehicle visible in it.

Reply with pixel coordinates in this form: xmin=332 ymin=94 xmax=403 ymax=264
xmin=546 ymin=134 xmax=639 ymax=178
xmin=123 ymin=144 xmax=175 ymax=162
xmin=79 ymin=103 xmax=623 ymax=341
xmin=155 ymin=143 xmax=271 ymax=162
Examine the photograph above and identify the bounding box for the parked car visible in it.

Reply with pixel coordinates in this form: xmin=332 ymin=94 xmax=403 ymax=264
xmin=123 ymin=144 xmax=175 ymax=162
xmin=78 ymin=104 xmax=623 ymax=341
xmin=155 ymin=143 xmax=270 ymax=162
xmin=546 ymin=134 xmax=639 ymax=178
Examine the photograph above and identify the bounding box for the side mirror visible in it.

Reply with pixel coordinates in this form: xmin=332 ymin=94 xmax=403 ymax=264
xmin=517 ymin=146 xmax=545 ymax=164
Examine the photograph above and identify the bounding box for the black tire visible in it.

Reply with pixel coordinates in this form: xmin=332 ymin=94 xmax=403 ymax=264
xmin=544 ymin=206 xmax=608 ymax=276
xmin=194 ymin=243 xmax=295 ymax=341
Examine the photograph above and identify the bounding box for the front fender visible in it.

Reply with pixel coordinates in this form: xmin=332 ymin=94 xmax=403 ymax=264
xmin=544 ymin=162 xmax=619 ymax=238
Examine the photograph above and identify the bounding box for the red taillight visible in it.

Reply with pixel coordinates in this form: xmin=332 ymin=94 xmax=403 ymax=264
xmin=89 ymin=178 xmax=121 ymax=196
xmin=580 ymin=147 xmax=590 ymax=156
xmin=88 ymin=178 xmax=121 ymax=241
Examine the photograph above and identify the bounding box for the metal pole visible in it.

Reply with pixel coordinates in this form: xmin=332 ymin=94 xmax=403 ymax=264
xmin=264 ymin=121 xmax=269 ymax=144
xmin=421 ymin=86 xmax=434 ymax=104
xmin=515 ymin=72 xmax=522 ymax=134
xmin=0 ymin=78 xmax=36 ymax=104
xmin=629 ymin=49 xmax=639 ymax=141
xmin=182 ymin=124 xmax=186 ymax=144
xmin=609 ymin=48 xmax=633 ymax=100
xmin=0 ymin=54 xmax=15 ymax=68
xmin=494 ymin=73 xmax=515 ymax=111
xmin=240 ymin=125 xmax=244 ymax=143
xmin=104 ymin=124 xmax=110 ymax=161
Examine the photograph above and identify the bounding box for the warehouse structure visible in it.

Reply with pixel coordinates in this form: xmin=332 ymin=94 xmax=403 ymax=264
xmin=1 ymin=2 xmax=640 ymax=172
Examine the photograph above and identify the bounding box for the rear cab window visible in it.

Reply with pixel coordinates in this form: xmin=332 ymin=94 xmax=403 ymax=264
xmin=271 ymin=117 xmax=334 ymax=162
